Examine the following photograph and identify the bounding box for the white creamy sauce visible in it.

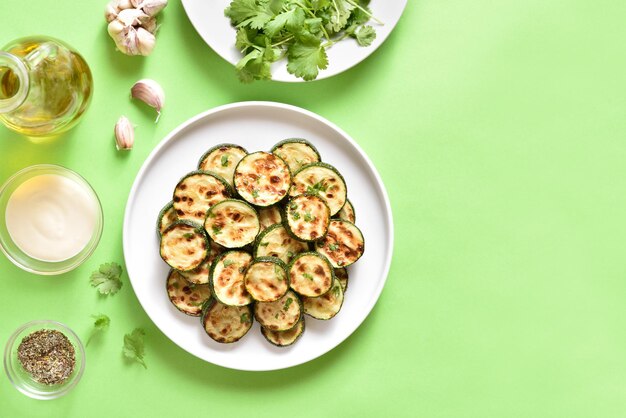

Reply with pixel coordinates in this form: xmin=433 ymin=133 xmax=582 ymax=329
xmin=5 ymin=174 xmax=98 ymax=262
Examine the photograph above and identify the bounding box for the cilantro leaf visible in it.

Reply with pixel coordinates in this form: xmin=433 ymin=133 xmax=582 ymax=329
xmin=286 ymin=42 xmax=329 ymax=81
xmin=90 ymin=262 xmax=123 ymax=296
xmin=225 ymin=0 xmax=275 ymax=30
xmin=86 ymin=314 xmax=110 ymax=346
xmin=221 ymin=154 xmax=230 ymax=167
xmin=265 ymin=7 xmax=305 ymax=37
xmin=355 ymin=25 xmax=376 ymax=46
xmin=123 ymin=328 xmax=147 ymax=369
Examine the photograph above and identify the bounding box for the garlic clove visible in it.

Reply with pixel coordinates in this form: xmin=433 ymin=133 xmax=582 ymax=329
xmin=131 ymin=78 xmax=164 ymax=121
xmin=115 ymin=116 xmax=134 ymax=150
xmin=135 ymin=27 xmax=156 ymax=56
xmin=141 ymin=16 xmax=158 ymax=34
xmin=132 ymin=0 xmax=168 ymax=17
xmin=105 ymin=0 xmax=134 ymax=23
xmin=116 ymin=8 xmax=149 ymax=27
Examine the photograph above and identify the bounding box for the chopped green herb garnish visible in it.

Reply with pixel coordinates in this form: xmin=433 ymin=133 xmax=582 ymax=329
xmin=289 ymin=201 xmax=298 ymax=210
xmin=240 ymin=313 xmax=250 ymax=323
xmin=333 ymin=285 xmax=341 ymax=298
xmin=274 ymin=313 xmax=279 ymax=319
xmin=283 ymin=297 xmax=294 ymax=311
xmin=221 ymin=154 xmax=230 ymax=167
xmin=223 ymin=259 xmax=235 ymax=267
xmin=286 ymin=251 xmax=295 ymax=260
xmin=307 ymin=180 xmax=328 ymax=196
xmin=183 ymin=233 xmax=194 ymax=239
xmin=304 ymin=211 xmax=315 ymax=222
xmin=252 ymin=189 xmax=260 ymax=198
xmin=274 ymin=264 xmax=284 ymax=280
xmin=328 ymin=242 xmax=339 ymax=251
xmin=292 ymin=211 xmax=301 ymax=220
xmin=212 ymin=225 xmax=222 ymax=235
xmin=303 ymin=273 xmax=314 ymax=281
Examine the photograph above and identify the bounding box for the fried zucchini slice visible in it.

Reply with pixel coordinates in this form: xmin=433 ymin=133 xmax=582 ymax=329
xmin=334 ymin=199 xmax=355 ymax=223
xmin=258 ymin=205 xmax=282 ymax=231
xmin=210 ymin=250 xmax=253 ymax=306
xmin=254 ymin=224 xmax=308 ymax=264
xmin=160 ymin=221 xmax=208 ymax=271
xmin=289 ymin=163 xmax=347 ymax=216
xmin=302 ymin=279 xmax=344 ymax=320
xmin=205 ymin=199 xmax=260 ymax=248
xmin=261 ymin=317 xmax=305 ymax=347
xmin=254 ymin=290 xmax=302 ymax=331
xmin=335 ymin=267 xmax=349 ymax=293
xmin=179 ymin=258 xmax=210 ymax=285
xmin=157 ymin=201 xmax=178 ymax=236
xmin=234 ymin=152 xmax=291 ymax=207
xmin=271 ymin=138 xmax=321 ymax=174
xmin=198 ymin=144 xmax=248 ymax=187
xmin=173 ymin=171 xmax=231 ymax=224
xmin=284 ymin=194 xmax=331 ymax=241
xmin=201 ymin=299 xmax=253 ymax=344
xmin=315 ymin=220 xmax=364 ymax=268
xmin=244 ymin=257 xmax=289 ymax=302
xmin=288 ymin=252 xmax=334 ymax=297
xmin=166 ymin=270 xmax=210 ymax=316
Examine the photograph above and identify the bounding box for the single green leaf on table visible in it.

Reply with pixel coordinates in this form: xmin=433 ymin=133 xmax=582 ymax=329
xmin=90 ymin=262 xmax=123 ymax=295
xmin=86 ymin=314 xmax=110 ymax=346
xmin=123 ymin=328 xmax=147 ymax=369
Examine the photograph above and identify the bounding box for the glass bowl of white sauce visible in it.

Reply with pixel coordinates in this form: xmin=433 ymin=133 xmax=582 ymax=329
xmin=0 ymin=164 xmax=103 ymax=275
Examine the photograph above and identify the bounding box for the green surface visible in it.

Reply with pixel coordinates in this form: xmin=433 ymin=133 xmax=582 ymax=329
xmin=1 ymin=0 xmax=626 ymax=416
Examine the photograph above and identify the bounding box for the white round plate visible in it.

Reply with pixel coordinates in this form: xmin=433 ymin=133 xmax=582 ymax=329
xmin=123 ymin=102 xmax=393 ymax=371
xmin=181 ymin=0 xmax=408 ymax=82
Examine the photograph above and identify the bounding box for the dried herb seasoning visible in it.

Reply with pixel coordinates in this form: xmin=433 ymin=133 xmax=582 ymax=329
xmin=17 ymin=329 xmax=76 ymax=385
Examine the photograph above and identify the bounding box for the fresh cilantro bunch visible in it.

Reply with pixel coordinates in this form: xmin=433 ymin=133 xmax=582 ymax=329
xmin=225 ymin=0 xmax=380 ymax=82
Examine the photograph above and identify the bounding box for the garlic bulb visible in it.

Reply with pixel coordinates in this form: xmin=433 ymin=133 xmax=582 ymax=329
xmin=105 ymin=0 xmax=167 ymax=56
xmin=115 ymin=116 xmax=134 ymax=150
xmin=131 ymin=79 xmax=165 ymax=121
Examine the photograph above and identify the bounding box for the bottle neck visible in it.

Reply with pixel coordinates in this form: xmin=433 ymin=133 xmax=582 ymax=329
xmin=0 ymin=52 xmax=29 ymax=114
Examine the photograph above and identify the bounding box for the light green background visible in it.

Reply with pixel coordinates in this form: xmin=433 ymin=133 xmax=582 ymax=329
xmin=2 ymin=0 xmax=626 ymax=416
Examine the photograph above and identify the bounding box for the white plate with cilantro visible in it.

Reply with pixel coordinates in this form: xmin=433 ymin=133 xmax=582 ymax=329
xmin=181 ymin=0 xmax=408 ymax=82
xmin=123 ymin=101 xmax=393 ymax=371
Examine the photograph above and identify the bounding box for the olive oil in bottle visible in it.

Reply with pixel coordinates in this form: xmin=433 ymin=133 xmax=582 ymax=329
xmin=0 ymin=36 xmax=93 ymax=138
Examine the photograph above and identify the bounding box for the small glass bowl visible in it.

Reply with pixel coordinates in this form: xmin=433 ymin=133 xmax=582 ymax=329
xmin=4 ymin=320 xmax=86 ymax=400
xmin=0 ymin=164 xmax=103 ymax=275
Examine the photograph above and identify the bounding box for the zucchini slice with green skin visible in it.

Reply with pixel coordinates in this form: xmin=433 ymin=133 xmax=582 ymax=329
xmin=160 ymin=221 xmax=209 ymax=271
xmin=244 ymin=257 xmax=289 ymax=302
xmin=288 ymin=252 xmax=334 ymax=297
xmin=335 ymin=267 xmax=349 ymax=293
xmin=254 ymin=224 xmax=308 ymax=264
xmin=284 ymin=194 xmax=331 ymax=241
xmin=254 ymin=290 xmax=302 ymax=331
xmin=201 ymin=299 xmax=253 ymax=344
xmin=157 ymin=201 xmax=178 ymax=236
xmin=334 ymin=199 xmax=356 ymax=224
xmin=271 ymin=138 xmax=321 ymax=174
xmin=173 ymin=171 xmax=232 ymax=224
xmin=179 ymin=258 xmax=210 ymax=285
xmin=198 ymin=144 xmax=248 ymax=187
xmin=166 ymin=270 xmax=211 ymax=316
xmin=289 ymin=163 xmax=347 ymax=216
xmin=261 ymin=317 xmax=305 ymax=347
xmin=209 ymin=250 xmax=253 ymax=306
xmin=315 ymin=220 xmax=364 ymax=268
xmin=205 ymin=199 xmax=260 ymax=248
xmin=303 ymin=279 xmax=344 ymax=320
xmin=258 ymin=205 xmax=282 ymax=231
xmin=234 ymin=152 xmax=291 ymax=207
